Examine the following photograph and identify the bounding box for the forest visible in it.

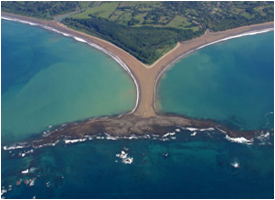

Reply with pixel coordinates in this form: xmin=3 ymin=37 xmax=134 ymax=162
xmin=1 ymin=1 xmax=78 ymax=20
xmin=2 ymin=1 xmax=274 ymax=64
xmin=63 ymin=16 xmax=204 ymax=64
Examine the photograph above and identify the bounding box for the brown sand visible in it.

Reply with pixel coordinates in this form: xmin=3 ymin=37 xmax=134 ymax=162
xmin=2 ymin=12 xmax=274 ymax=118
xmin=2 ymin=12 xmax=274 ymax=144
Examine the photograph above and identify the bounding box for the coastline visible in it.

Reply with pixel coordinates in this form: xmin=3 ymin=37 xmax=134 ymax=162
xmin=1 ymin=14 xmax=140 ymax=116
xmin=1 ymin=12 xmax=274 ymax=147
xmin=1 ymin=12 xmax=274 ymax=118
xmin=153 ymin=27 xmax=274 ymax=112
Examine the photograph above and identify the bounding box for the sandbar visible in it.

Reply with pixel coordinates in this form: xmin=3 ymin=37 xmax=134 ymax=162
xmin=2 ymin=12 xmax=274 ymax=118
xmin=1 ymin=12 xmax=274 ymax=145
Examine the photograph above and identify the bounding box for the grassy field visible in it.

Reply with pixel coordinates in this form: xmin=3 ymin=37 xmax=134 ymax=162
xmin=70 ymin=1 xmax=273 ymax=32
xmin=70 ymin=1 xmax=201 ymax=29
xmin=2 ymin=1 xmax=273 ymax=64
xmin=73 ymin=2 xmax=119 ymax=19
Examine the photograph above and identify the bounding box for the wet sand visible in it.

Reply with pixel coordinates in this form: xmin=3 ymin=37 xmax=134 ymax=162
xmin=2 ymin=12 xmax=274 ymax=118
xmin=1 ymin=12 xmax=274 ymax=143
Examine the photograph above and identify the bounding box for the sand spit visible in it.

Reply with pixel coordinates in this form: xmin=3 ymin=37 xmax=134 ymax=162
xmin=2 ymin=12 xmax=274 ymax=118
xmin=1 ymin=13 xmax=274 ymax=145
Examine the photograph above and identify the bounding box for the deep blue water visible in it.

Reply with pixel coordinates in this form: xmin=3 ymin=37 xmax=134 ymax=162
xmin=1 ymin=20 xmax=274 ymax=199
xmin=1 ymin=132 xmax=274 ymax=199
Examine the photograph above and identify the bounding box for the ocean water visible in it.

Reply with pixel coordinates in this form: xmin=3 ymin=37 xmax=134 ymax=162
xmin=1 ymin=19 xmax=136 ymax=142
xmin=158 ymin=31 xmax=274 ymax=131
xmin=1 ymin=132 xmax=274 ymax=199
xmin=1 ymin=19 xmax=274 ymax=199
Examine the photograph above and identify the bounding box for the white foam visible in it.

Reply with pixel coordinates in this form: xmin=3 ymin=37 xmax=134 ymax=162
xmin=225 ymin=135 xmax=253 ymax=145
xmin=122 ymin=157 xmax=133 ymax=164
xmin=1 ymin=189 xmax=7 ymax=196
xmin=64 ymin=138 xmax=86 ymax=144
xmin=29 ymin=179 xmax=35 ymax=187
xmin=106 ymin=136 xmax=118 ymax=140
xmin=21 ymin=169 xmax=29 ymax=174
xmin=34 ymin=140 xmax=60 ymax=148
xmin=162 ymin=132 xmax=175 ymax=137
xmin=231 ymin=161 xmax=240 ymax=168
xmin=46 ymin=182 xmax=50 ymax=188
xmin=182 ymin=127 xmax=215 ymax=132
xmin=191 ymin=131 xmax=197 ymax=136
xmin=184 ymin=127 xmax=198 ymax=131
xmin=200 ymin=127 xmax=215 ymax=131
xmin=129 ymin=135 xmax=138 ymax=140
xmin=116 ymin=150 xmax=134 ymax=164
xmin=197 ymin=28 xmax=274 ymax=50
xmin=104 ymin=133 xmax=118 ymax=140
xmin=3 ymin=145 xmax=25 ymax=150
xmin=256 ymin=131 xmax=271 ymax=145
xmin=74 ymin=36 xmax=87 ymax=43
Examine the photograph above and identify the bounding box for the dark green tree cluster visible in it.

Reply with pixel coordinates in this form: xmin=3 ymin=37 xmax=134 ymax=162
xmin=2 ymin=1 xmax=273 ymax=64
xmin=1 ymin=1 xmax=78 ymax=20
xmin=62 ymin=16 xmax=204 ymax=64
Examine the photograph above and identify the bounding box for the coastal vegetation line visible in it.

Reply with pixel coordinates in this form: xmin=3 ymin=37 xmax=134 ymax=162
xmin=2 ymin=1 xmax=274 ymax=64
xmin=1 ymin=12 xmax=274 ymax=147
xmin=3 ymin=12 xmax=274 ymax=119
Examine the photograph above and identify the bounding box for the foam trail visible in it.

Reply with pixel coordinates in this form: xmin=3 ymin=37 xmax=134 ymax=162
xmin=225 ymin=135 xmax=253 ymax=145
xmin=182 ymin=127 xmax=215 ymax=132
xmin=197 ymin=28 xmax=274 ymax=50
xmin=3 ymin=145 xmax=25 ymax=150
xmin=64 ymin=138 xmax=87 ymax=144
xmin=1 ymin=16 xmax=139 ymax=115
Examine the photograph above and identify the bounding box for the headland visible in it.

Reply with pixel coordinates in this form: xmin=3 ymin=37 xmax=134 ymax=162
xmin=1 ymin=12 xmax=274 ymax=147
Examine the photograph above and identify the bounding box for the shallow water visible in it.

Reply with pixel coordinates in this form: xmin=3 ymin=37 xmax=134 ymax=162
xmin=1 ymin=19 xmax=136 ymax=142
xmin=158 ymin=31 xmax=274 ymax=131
xmin=1 ymin=19 xmax=274 ymax=199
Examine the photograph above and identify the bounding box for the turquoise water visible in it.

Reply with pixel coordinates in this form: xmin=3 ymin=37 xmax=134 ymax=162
xmin=1 ymin=20 xmax=274 ymax=199
xmin=1 ymin=19 xmax=136 ymax=142
xmin=158 ymin=31 xmax=274 ymax=131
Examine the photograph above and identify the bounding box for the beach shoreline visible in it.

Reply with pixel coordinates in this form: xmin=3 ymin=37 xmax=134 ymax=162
xmin=153 ymin=27 xmax=274 ymax=112
xmin=1 ymin=12 xmax=274 ymax=118
xmin=1 ymin=13 xmax=141 ymax=115
xmin=1 ymin=12 xmax=274 ymax=146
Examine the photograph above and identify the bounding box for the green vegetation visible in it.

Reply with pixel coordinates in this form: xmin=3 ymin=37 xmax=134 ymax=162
xmin=71 ymin=1 xmax=273 ymax=31
xmin=1 ymin=1 xmax=78 ymax=20
xmin=2 ymin=1 xmax=273 ymax=64
xmin=73 ymin=2 xmax=119 ymax=19
xmin=63 ymin=16 xmax=204 ymax=64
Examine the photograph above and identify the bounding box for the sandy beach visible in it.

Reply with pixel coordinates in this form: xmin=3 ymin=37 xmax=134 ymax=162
xmin=1 ymin=12 xmax=274 ymax=146
xmin=1 ymin=12 xmax=274 ymax=119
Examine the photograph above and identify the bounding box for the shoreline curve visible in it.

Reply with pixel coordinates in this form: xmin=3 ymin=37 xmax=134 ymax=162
xmin=1 ymin=16 xmax=140 ymax=115
xmin=1 ymin=13 xmax=274 ymax=146
xmin=153 ymin=27 xmax=274 ymax=112
xmin=1 ymin=13 xmax=274 ymax=119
